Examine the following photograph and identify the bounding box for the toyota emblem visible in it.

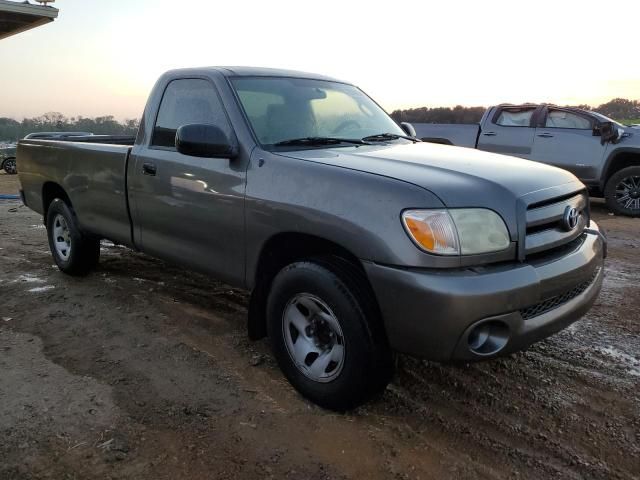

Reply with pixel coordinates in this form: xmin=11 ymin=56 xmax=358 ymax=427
xmin=563 ymin=206 xmax=581 ymax=231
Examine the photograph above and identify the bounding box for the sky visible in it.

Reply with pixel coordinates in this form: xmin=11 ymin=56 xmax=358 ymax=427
xmin=1 ymin=0 xmax=639 ymax=120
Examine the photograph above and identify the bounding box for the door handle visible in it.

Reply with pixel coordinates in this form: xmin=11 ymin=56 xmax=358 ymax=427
xmin=482 ymin=132 xmax=497 ymax=137
xmin=537 ymin=132 xmax=554 ymax=138
xmin=142 ymin=162 xmax=157 ymax=176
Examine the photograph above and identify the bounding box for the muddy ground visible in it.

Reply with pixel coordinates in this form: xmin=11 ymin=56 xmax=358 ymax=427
xmin=1 ymin=171 xmax=638 ymax=479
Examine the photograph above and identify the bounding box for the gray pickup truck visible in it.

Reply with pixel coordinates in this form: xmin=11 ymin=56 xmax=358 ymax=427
xmin=414 ymin=104 xmax=640 ymax=216
xmin=17 ymin=68 xmax=606 ymax=410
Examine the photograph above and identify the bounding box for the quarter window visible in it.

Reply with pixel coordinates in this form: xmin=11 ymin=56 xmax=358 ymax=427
xmin=152 ymin=79 xmax=231 ymax=148
xmin=495 ymin=108 xmax=535 ymax=127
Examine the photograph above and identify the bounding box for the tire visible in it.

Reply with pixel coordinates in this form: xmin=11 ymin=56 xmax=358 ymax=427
xmin=266 ymin=256 xmax=393 ymax=411
xmin=604 ymin=166 xmax=640 ymax=217
xmin=3 ymin=157 xmax=17 ymax=175
xmin=46 ymin=198 xmax=100 ymax=276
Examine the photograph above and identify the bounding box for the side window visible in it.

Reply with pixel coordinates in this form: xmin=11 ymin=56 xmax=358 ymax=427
xmin=495 ymin=108 xmax=535 ymax=127
xmin=152 ymin=79 xmax=231 ymax=148
xmin=545 ymin=110 xmax=593 ymax=129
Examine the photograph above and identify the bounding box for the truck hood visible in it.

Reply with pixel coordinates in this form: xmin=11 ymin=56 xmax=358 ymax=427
xmin=277 ymin=142 xmax=585 ymax=237
xmin=619 ymin=129 xmax=640 ymax=145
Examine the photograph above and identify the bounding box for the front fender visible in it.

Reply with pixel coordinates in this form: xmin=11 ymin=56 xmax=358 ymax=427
xmin=601 ymin=146 xmax=640 ymax=189
xmin=244 ymin=150 xmax=445 ymax=287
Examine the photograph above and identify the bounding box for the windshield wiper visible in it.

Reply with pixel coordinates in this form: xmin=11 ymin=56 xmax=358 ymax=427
xmin=362 ymin=133 xmax=420 ymax=142
xmin=274 ymin=137 xmax=370 ymax=147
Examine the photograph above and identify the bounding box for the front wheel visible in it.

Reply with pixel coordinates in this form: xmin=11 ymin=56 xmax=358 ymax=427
xmin=266 ymin=257 xmax=393 ymax=411
xmin=3 ymin=158 xmax=17 ymax=174
xmin=46 ymin=199 xmax=100 ymax=276
xmin=604 ymin=166 xmax=640 ymax=217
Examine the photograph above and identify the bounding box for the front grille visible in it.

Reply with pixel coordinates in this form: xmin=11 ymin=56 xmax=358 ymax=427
xmin=525 ymin=192 xmax=588 ymax=257
xmin=519 ymin=267 xmax=600 ymax=320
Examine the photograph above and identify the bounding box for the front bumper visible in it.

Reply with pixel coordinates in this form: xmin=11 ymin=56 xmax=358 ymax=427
xmin=364 ymin=222 xmax=606 ymax=361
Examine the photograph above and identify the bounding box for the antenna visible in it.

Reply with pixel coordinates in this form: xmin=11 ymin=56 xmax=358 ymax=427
xmin=35 ymin=0 xmax=56 ymax=5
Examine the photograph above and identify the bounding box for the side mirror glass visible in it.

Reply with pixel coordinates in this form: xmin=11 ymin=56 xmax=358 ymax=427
xmin=400 ymin=122 xmax=417 ymax=138
xmin=176 ymin=124 xmax=237 ymax=158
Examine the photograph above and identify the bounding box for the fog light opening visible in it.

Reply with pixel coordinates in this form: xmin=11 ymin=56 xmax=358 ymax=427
xmin=467 ymin=320 xmax=510 ymax=356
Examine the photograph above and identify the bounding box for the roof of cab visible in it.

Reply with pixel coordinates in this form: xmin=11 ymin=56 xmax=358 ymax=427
xmin=497 ymin=103 xmax=592 ymax=115
xmin=163 ymin=66 xmax=346 ymax=83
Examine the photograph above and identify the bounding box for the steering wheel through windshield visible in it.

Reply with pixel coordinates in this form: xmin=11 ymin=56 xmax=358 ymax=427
xmin=332 ymin=120 xmax=361 ymax=135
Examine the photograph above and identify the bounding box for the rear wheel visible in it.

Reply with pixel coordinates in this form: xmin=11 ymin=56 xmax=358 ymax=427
xmin=604 ymin=166 xmax=640 ymax=217
xmin=266 ymin=257 xmax=393 ymax=411
xmin=46 ymin=199 xmax=100 ymax=275
xmin=3 ymin=158 xmax=16 ymax=174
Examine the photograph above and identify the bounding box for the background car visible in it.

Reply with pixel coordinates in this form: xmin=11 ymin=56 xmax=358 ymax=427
xmin=1 ymin=144 xmax=17 ymax=174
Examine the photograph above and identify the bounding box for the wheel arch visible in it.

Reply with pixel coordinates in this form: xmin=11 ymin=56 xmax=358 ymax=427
xmin=42 ymin=182 xmax=72 ymax=221
xmin=247 ymin=232 xmax=376 ymax=341
xmin=601 ymin=149 xmax=640 ymax=190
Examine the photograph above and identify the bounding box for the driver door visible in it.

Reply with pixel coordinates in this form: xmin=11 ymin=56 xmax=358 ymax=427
xmin=530 ymin=107 xmax=607 ymax=182
xmin=128 ymin=78 xmax=246 ymax=285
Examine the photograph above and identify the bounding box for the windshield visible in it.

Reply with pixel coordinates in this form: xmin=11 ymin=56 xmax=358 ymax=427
xmin=231 ymin=77 xmax=405 ymax=148
xmin=590 ymin=112 xmax=624 ymax=127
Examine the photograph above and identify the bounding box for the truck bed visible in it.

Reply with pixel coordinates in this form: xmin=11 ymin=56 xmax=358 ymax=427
xmin=413 ymin=123 xmax=480 ymax=148
xmin=18 ymin=138 xmax=134 ymax=247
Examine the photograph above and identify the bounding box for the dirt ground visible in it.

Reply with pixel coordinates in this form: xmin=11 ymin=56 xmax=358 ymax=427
xmin=1 ymin=171 xmax=638 ymax=480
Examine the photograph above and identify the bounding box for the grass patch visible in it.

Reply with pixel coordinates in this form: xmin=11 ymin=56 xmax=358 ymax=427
xmin=617 ymin=118 xmax=640 ymax=125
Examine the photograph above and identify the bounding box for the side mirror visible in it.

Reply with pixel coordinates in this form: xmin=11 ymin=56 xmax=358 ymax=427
xmin=596 ymin=121 xmax=620 ymax=145
xmin=176 ymin=124 xmax=237 ymax=158
xmin=400 ymin=122 xmax=417 ymax=138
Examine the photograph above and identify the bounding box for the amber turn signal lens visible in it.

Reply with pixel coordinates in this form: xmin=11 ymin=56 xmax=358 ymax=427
xmin=402 ymin=210 xmax=459 ymax=255
xmin=404 ymin=217 xmax=435 ymax=250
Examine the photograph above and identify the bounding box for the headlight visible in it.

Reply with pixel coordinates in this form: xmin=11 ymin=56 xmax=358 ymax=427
xmin=402 ymin=209 xmax=510 ymax=255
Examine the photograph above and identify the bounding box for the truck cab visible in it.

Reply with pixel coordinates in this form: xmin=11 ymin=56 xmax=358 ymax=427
xmin=416 ymin=104 xmax=640 ymax=216
xmin=478 ymin=105 xmax=617 ymax=182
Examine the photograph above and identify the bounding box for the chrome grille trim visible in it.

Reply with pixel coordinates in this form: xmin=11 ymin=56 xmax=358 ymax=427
xmin=526 ymin=193 xmax=587 ymax=229
xmin=525 ymin=216 xmax=587 ymax=254
xmin=524 ymin=192 xmax=589 ymax=256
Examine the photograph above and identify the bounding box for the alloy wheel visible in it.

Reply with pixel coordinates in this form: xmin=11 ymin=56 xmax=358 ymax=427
xmin=282 ymin=293 xmax=346 ymax=383
xmin=52 ymin=214 xmax=72 ymax=260
xmin=4 ymin=159 xmax=16 ymax=174
xmin=615 ymin=175 xmax=640 ymax=212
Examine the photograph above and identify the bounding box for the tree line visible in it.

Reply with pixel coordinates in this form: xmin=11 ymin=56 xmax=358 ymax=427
xmin=391 ymin=98 xmax=640 ymax=125
xmin=0 ymin=113 xmax=140 ymax=142
xmin=2 ymin=98 xmax=639 ymax=142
